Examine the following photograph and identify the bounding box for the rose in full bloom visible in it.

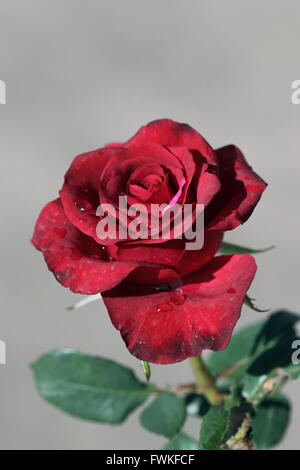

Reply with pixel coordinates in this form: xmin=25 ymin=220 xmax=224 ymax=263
xmin=32 ymin=119 xmax=266 ymax=364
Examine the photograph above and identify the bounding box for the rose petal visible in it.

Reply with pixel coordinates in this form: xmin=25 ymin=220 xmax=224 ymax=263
xmin=102 ymin=254 xmax=257 ymax=364
xmin=60 ymin=148 xmax=113 ymax=243
xmin=98 ymin=143 xmax=189 ymax=245
xmin=190 ymin=150 xmax=221 ymax=205
xmin=32 ymin=199 xmax=139 ymax=294
xmin=99 ymin=142 xmax=184 ymax=206
xmin=176 ymin=230 xmax=223 ymax=276
xmin=125 ymin=264 xmax=179 ymax=286
xmin=124 ymin=118 xmax=217 ymax=168
xmin=111 ymin=230 xmax=222 ymax=280
xmin=107 ymin=239 xmax=181 ymax=285
xmin=207 ymin=145 xmax=267 ymax=231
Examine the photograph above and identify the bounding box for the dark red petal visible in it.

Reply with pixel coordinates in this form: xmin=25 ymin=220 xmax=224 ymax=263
xmin=125 ymin=264 xmax=179 ymax=286
xmin=166 ymin=146 xmax=196 ymax=204
xmin=108 ymin=240 xmax=180 ymax=285
xmin=127 ymin=163 xmax=166 ymax=202
xmin=190 ymin=150 xmax=221 ymax=205
xmin=124 ymin=119 xmax=217 ymax=167
xmin=102 ymin=254 xmax=257 ymax=364
xmin=111 ymin=230 xmax=223 ymax=280
xmin=60 ymin=148 xmax=112 ymax=243
xmin=98 ymin=143 xmax=188 ymax=245
xmin=207 ymin=145 xmax=267 ymax=231
xmin=32 ymin=199 xmax=138 ymax=294
xmin=111 ymin=239 xmax=184 ymax=267
xmin=99 ymin=142 xmax=184 ymax=205
xmin=176 ymin=230 xmax=223 ymax=276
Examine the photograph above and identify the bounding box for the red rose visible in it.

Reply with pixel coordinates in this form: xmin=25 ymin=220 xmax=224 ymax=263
xmin=32 ymin=119 xmax=266 ymax=364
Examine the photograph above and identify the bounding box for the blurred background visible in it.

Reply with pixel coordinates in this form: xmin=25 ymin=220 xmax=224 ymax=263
xmin=0 ymin=0 xmax=299 ymax=450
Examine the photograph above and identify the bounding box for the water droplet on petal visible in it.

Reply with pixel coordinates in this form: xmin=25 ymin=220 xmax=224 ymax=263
xmin=73 ymin=199 xmax=92 ymax=212
xmin=170 ymin=293 xmax=186 ymax=305
xmin=53 ymin=227 xmax=66 ymax=239
xmin=227 ymin=288 xmax=236 ymax=294
xmin=79 ymin=216 xmax=87 ymax=223
xmin=156 ymin=302 xmax=173 ymax=312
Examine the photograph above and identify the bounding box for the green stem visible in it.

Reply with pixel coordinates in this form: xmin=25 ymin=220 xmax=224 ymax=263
xmin=224 ymin=412 xmax=253 ymax=450
xmin=189 ymin=356 xmax=224 ymax=406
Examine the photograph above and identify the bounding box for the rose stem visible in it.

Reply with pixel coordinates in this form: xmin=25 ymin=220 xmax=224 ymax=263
xmin=189 ymin=356 xmax=224 ymax=406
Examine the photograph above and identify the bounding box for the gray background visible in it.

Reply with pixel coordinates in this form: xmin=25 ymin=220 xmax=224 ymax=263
xmin=0 ymin=0 xmax=299 ymax=450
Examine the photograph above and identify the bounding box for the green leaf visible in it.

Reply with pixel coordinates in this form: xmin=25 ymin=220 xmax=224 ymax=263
xmin=207 ymin=310 xmax=300 ymax=391
xmin=218 ymin=241 xmax=274 ymax=256
xmin=253 ymin=395 xmax=291 ymax=449
xmin=242 ymin=311 xmax=300 ymax=403
xmin=199 ymin=406 xmax=228 ymax=450
xmin=206 ymin=321 xmax=265 ymax=381
xmin=224 ymin=383 xmax=243 ymax=411
xmin=163 ymin=432 xmax=199 ymax=450
xmin=244 ymin=295 xmax=270 ymax=313
xmin=32 ymin=349 xmax=153 ymax=424
xmin=140 ymin=393 xmax=186 ymax=438
xmin=242 ymin=337 xmax=300 ymax=403
xmin=185 ymin=393 xmax=210 ymax=417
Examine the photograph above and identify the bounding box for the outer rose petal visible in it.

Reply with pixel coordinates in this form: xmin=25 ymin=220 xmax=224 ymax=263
xmin=176 ymin=230 xmax=223 ymax=276
xmin=124 ymin=119 xmax=218 ymax=167
xmin=60 ymin=148 xmax=112 ymax=243
xmin=32 ymin=199 xmax=139 ymax=294
xmin=102 ymin=254 xmax=257 ymax=364
xmin=109 ymin=230 xmax=223 ymax=281
xmin=207 ymin=145 xmax=267 ymax=231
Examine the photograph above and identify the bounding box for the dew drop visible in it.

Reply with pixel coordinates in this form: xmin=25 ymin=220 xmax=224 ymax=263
xmin=170 ymin=292 xmax=186 ymax=305
xmin=73 ymin=199 xmax=92 ymax=212
xmin=79 ymin=216 xmax=87 ymax=223
xmin=53 ymin=227 xmax=66 ymax=239
xmin=227 ymin=288 xmax=236 ymax=294
xmin=156 ymin=302 xmax=173 ymax=312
